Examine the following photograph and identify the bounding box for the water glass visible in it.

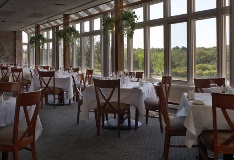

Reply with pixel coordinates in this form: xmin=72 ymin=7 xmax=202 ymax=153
xmin=210 ymin=83 xmax=217 ymax=93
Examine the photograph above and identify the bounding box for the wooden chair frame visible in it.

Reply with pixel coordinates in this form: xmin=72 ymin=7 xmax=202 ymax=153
xmin=194 ymin=78 xmax=225 ymax=93
xmin=1 ymin=66 xmax=9 ymax=82
xmin=11 ymin=68 xmax=30 ymax=92
xmin=85 ymin=70 xmax=93 ymax=86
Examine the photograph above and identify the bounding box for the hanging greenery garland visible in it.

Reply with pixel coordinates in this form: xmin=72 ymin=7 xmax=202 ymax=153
xmin=29 ymin=34 xmax=47 ymax=49
xmin=101 ymin=16 xmax=115 ymax=38
xmin=56 ymin=26 xmax=79 ymax=45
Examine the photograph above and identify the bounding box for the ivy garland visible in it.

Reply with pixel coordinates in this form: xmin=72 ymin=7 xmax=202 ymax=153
xmin=101 ymin=16 xmax=115 ymax=38
xmin=29 ymin=34 xmax=47 ymax=49
xmin=56 ymin=26 xmax=79 ymax=45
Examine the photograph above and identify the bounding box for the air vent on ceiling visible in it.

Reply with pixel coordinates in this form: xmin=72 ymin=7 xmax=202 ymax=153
xmin=27 ymin=13 xmax=45 ymax=18
xmin=0 ymin=0 xmax=10 ymax=8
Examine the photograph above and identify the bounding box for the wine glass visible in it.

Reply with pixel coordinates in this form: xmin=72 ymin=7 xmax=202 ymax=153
xmin=210 ymin=83 xmax=217 ymax=93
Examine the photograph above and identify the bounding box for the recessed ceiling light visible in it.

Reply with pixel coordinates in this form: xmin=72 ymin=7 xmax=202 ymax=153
xmin=54 ymin=4 xmax=66 ymax=6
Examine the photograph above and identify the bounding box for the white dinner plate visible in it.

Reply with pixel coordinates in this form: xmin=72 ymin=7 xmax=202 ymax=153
xmin=192 ymin=100 xmax=204 ymax=105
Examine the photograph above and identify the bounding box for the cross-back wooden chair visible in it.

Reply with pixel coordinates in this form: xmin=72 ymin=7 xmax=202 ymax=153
xmin=199 ymin=93 xmax=234 ymax=160
xmin=93 ymin=78 xmax=131 ymax=138
xmin=0 ymin=82 xmax=21 ymax=97
xmin=85 ymin=69 xmax=93 ymax=86
xmin=1 ymin=66 xmax=9 ymax=82
xmin=71 ymin=75 xmax=83 ymax=124
xmin=156 ymin=84 xmax=189 ymax=160
xmin=38 ymin=71 xmax=64 ymax=109
xmin=11 ymin=68 xmax=31 ymax=92
xmin=0 ymin=90 xmax=41 ymax=160
xmin=194 ymin=78 xmax=225 ymax=93
xmin=135 ymin=72 xmax=144 ymax=82
xmin=72 ymin=68 xmax=79 ymax=73
xmin=144 ymin=76 xmax=172 ymax=133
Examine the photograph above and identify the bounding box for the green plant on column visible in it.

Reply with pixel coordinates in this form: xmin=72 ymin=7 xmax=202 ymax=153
xmin=102 ymin=16 xmax=115 ymax=39
xmin=56 ymin=26 xmax=79 ymax=46
xmin=29 ymin=34 xmax=47 ymax=49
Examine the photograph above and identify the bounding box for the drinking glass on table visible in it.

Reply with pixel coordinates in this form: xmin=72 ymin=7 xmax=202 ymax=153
xmin=210 ymin=83 xmax=217 ymax=93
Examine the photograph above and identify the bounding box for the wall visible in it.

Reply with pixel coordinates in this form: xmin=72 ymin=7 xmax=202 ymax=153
xmin=0 ymin=31 xmax=22 ymax=64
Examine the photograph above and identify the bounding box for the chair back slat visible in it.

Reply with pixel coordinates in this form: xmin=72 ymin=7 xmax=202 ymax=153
xmin=38 ymin=71 xmax=55 ymax=92
xmin=1 ymin=66 xmax=9 ymax=82
xmin=0 ymin=82 xmax=21 ymax=96
xmin=194 ymin=78 xmax=225 ymax=93
xmin=161 ymin=76 xmax=172 ymax=103
xmin=135 ymin=72 xmax=143 ymax=82
xmin=11 ymin=68 xmax=24 ymax=83
xmin=85 ymin=70 xmax=93 ymax=85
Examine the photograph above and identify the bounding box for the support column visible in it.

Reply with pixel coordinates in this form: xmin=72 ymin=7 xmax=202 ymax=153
xmin=35 ymin=24 xmax=40 ymax=66
xmin=114 ymin=0 xmax=124 ymax=72
xmin=63 ymin=14 xmax=70 ymax=69
xmin=230 ymin=0 xmax=234 ymax=86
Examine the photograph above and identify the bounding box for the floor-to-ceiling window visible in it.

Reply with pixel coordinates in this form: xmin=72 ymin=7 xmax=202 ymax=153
xmin=22 ymin=31 xmax=28 ymax=65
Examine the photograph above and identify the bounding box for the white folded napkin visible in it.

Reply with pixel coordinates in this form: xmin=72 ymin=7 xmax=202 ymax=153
xmin=139 ymin=79 xmax=145 ymax=87
xmin=187 ymin=89 xmax=195 ymax=100
xmin=214 ymin=86 xmax=222 ymax=93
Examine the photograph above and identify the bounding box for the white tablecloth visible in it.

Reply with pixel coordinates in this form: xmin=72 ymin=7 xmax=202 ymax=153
xmin=29 ymin=74 xmax=74 ymax=100
xmin=82 ymin=82 xmax=156 ymax=121
xmin=9 ymin=72 xmax=32 ymax=82
xmin=0 ymin=97 xmax=43 ymax=140
xmin=176 ymin=93 xmax=234 ymax=148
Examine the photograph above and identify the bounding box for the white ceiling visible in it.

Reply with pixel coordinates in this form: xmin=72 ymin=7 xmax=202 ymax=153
xmin=0 ymin=0 xmax=110 ymax=31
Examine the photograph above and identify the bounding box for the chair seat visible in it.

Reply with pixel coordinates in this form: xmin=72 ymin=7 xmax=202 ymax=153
xmin=100 ymin=102 xmax=130 ymax=112
xmin=0 ymin=123 xmax=25 ymax=146
xmin=144 ymin=98 xmax=159 ymax=107
xmin=200 ymin=130 xmax=234 ymax=150
xmin=169 ymin=116 xmax=186 ymax=131
xmin=43 ymin=87 xmax=64 ymax=94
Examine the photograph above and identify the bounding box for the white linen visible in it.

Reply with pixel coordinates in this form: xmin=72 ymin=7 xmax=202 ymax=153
xmin=82 ymin=82 xmax=156 ymax=121
xmin=176 ymin=93 xmax=234 ymax=148
xmin=29 ymin=74 xmax=74 ymax=100
xmin=0 ymin=97 xmax=43 ymax=140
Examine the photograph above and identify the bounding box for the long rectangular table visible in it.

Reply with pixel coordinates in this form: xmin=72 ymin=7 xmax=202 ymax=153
xmin=82 ymin=82 xmax=156 ymax=121
xmin=0 ymin=96 xmax=43 ymax=140
xmin=176 ymin=93 xmax=234 ymax=148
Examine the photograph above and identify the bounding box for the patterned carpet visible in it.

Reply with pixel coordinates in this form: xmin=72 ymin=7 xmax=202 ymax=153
xmin=1 ymin=102 xmax=198 ymax=160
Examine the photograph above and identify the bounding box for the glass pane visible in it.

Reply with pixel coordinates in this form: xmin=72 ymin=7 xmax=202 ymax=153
xmin=42 ymin=43 xmax=48 ymax=65
xmin=133 ymin=29 xmax=144 ymax=72
xmin=43 ymin=32 xmax=47 ymax=39
xmin=84 ymin=37 xmax=90 ymax=69
xmin=22 ymin=31 xmax=28 ymax=43
xmin=133 ymin=7 xmax=143 ymax=22
xmin=94 ymin=18 xmax=100 ymax=30
xmin=49 ymin=30 xmax=52 ymax=39
xmin=195 ymin=18 xmax=217 ymax=78
xmin=150 ymin=26 xmax=164 ymax=79
xmin=76 ymin=23 xmax=80 ymax=32
xmin=225 ymin=16 xmax=230 ymax=84
xmin=75 ymin=38 xmax=81 ymax=68
xmin=48 ymin=42 xmax=52 ymax=66
xmin=124 ymin=37 xmax=127 ymax=72
xmin=226 ymin=0 xmax=229 ymax=6
xmin=195 ymin=0 xmax=216 ymax=12
xmin=22 ymin=45 xmax=28 ymax=65
xmin=84 ymin=21 xmax=90 ymax=32
xmin=171 ymin=22 xmax=187 ymax=81
xmin=150 ymin=2 xmax=163 ymax=20
xmin=94 ymin=35 xmax=101 ymax=75
xmin=170 ymin=0 xmax=187 ymax=16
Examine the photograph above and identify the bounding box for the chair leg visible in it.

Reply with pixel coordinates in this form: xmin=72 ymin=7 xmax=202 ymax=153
xmin=164 ymin=131 xmax=170 ymax=160
xmin=198 ymin=137 xmax=208 ymax=160
xmin=13 ymin=151 xmax=19 ymax=160
xmin=2 ymin=152 xmax=8 ymax=160
xmin=96 ymin=111 xmax=100 ymax=136
xmin=135 ymin=108 xmax=139 ymax=130
xmin=101 ymin=113 xmax=105 ymax=128
xmin=146 ymin=109 xmax=149 ymax=124
xmin=77 ymin=103 xmax=80 ymax=124
xmin=30 ymin=141 xmax=37 ymax=160
xmin=158 ymin=109 xmax=163 ymax=133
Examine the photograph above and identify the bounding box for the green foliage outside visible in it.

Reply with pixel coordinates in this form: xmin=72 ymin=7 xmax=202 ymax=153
xmin=94 ymin=36 xmax=101 ymax=75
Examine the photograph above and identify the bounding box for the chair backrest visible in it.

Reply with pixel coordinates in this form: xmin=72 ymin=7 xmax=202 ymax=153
xmin=1 ymin=66 xmax=9 ymax=82
xmin=211 ymin=93 xmax=234 ymax=153
xmin=73 ymin=68 xmax=79 ymax=73
xmin=135 ymin=72 xmax=144 ymax=82
xmin=11 ymin=68 xmax=24 ymax=83
xmin=194 ymin=78 xmax=225 ymax=93
xmin=161 ymin=76 xmax=172 ymax=103
xmin=38 ymin=71 xmax=55 ymax=92
xmin=155 ymin=84 xmax=170 ymax=129
xmin=85 ymin=70 xmax=93 ymax=85
xmin=93 ymin=79 xmax=120 ymax=112
xmin=13 ymin=90 xmax=41 ymax=146
xmin=128 ymin=72 xmax=134 ymax=78
xmin=0 ymin=82 xmax=21 ymax=96
xmin=71 ymin=75 xmax=83 ymax=100
xmin=40 ymin=66 xmax=50 ymax=70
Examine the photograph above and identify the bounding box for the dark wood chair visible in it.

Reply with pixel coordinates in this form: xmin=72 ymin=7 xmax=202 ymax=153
xmin=71 ymin=75 xmax=83 ymax=124
xmin=93 ymin=78 xmax=131 ymax=138
xmin=1 ymin=66 xmax=9 ymax=82
xmin=135 ymin=72 xmax=144 ymax=82
xmin=144 ymin=76 xmax=172 ymax=133
xmin=194 ymin=78 xmax=225 ymax=93
xmin=128 ymin=71 xmax=134 ymax=78
xmin=11 ymin=68 xmax=31 ymax=92
xmin=199 ymin=93 xmax=234 ymax=160
xmin=0 ymin=90 xmax=41 ymax=160
xmin=156 ymin=84 xmax=188 ymax=160
xmin=72 ymin=68 xmax=79 ymax=73
xmin=38 ymin=71 xmax=64 ymax=109
xmin=0 ymin=82 xmax=21 ymax=97
xmin=85 ymin=69 xmax=93 ymax=86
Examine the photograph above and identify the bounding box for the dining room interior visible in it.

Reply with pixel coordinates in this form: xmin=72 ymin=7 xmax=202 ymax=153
xmin=1 ymin=0 xmax=234 ymax=160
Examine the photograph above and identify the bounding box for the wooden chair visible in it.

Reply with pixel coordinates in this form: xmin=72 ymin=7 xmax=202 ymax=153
xmin=78 ymin=73 xmax=85 ymax=91
xmin=128 ymin=71 xmax=134 ymax=78
xmin=199 ymin=93 xmax=234 ymax=160
xmin=1 ymin=66 xmax=9 ymax=82
xmin=135 ymin=72 xmax=144 ymax=82
xmin=0 ymin=90 xmax=41 ymax=160
xmin=85 ymin=70 xmax=93 ymax=86
xmin=73 ymin=68 xmax=79 ymax=73
xmin=144 ymin=76 xmax=172 ymax=133
xmin=93 ymin=78 xmax=131 ymax=138
xmin=194 ymin=78 xmax=225 ymax=93
xmin=38 ymin=71 xmax=64 ymax=109
xmin=156 ymin=84 xmax=188 ymax=160
xmin=0 ymin=82 xmax=21 ymax=97
xmin=11 ymin=68 xmax=31 ymax=92
xmin=71 ymin=75 xmax=83 ymax=124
